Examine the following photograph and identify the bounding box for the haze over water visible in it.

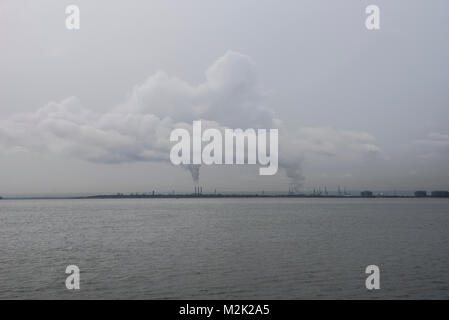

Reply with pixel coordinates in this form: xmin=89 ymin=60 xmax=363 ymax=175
xmin=1 ymin=198 xmax=448 ymax=299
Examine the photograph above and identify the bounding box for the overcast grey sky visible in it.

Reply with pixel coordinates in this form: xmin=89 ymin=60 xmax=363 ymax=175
xmin=1 ymin=0 xmax=448 ymax=195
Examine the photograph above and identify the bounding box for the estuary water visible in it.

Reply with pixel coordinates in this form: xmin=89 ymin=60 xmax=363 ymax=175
xmin=0 ymin=198 xmax=448 ymax=299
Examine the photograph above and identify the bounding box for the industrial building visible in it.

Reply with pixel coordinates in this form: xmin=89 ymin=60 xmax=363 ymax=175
xmin=431 ymin=191 xmax=449 ymax=198
xmin=414 ymin=191 xmax=427 ymax=197
xmin=360 ymin=191 xmax=373 ymax=197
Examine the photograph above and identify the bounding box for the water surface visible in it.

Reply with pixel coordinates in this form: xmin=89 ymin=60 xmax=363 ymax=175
xmin=0 ymin=198 xmax=448 ymax=299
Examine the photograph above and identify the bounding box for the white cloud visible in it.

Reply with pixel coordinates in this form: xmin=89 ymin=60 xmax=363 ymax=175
xmin=414 ymin=132 xmax=449 ymax=160
xmin=292 ymin=127 xmax=382 ymax=159
xmin=416 ymin=132 xmax=449 ymax=148
xmin=0 ymin=51 xmax=383 ymax=187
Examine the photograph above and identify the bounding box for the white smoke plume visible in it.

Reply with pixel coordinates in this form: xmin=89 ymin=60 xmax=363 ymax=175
xmin=184 ymin=164 xmax=201 ymax=184
xmin=0 ymin=51 xmax=382 ymax=187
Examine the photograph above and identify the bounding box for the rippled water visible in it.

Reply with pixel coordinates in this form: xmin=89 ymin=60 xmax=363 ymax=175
xmin=0 ymin=198 xmax=448 ymax=299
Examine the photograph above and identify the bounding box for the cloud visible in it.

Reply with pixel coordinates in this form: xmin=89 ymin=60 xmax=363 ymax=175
xmin=415 ymin=133 xmax=449 ymax=148
xmin=292 ymin=127 xmax=382 ymax=159
xmin=0 ymin=51 xmax=383 ymax=188
xmin=121 ymin=51 xmax=273 ymax=128
xmin=413 ymin=132 xmax=449 ymax=161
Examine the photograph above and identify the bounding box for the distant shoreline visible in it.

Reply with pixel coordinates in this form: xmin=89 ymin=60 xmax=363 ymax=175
xmin=1 ymin=194 xmax=447 ymax=200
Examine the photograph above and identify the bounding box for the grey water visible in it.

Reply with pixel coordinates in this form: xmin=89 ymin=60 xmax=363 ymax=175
xmin=0 ymin=198 xmax=448 ymax=299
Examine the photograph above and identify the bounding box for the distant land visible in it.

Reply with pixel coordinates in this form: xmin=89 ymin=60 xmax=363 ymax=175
xmin=1 ymin=190 xmax=448 ymax=200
